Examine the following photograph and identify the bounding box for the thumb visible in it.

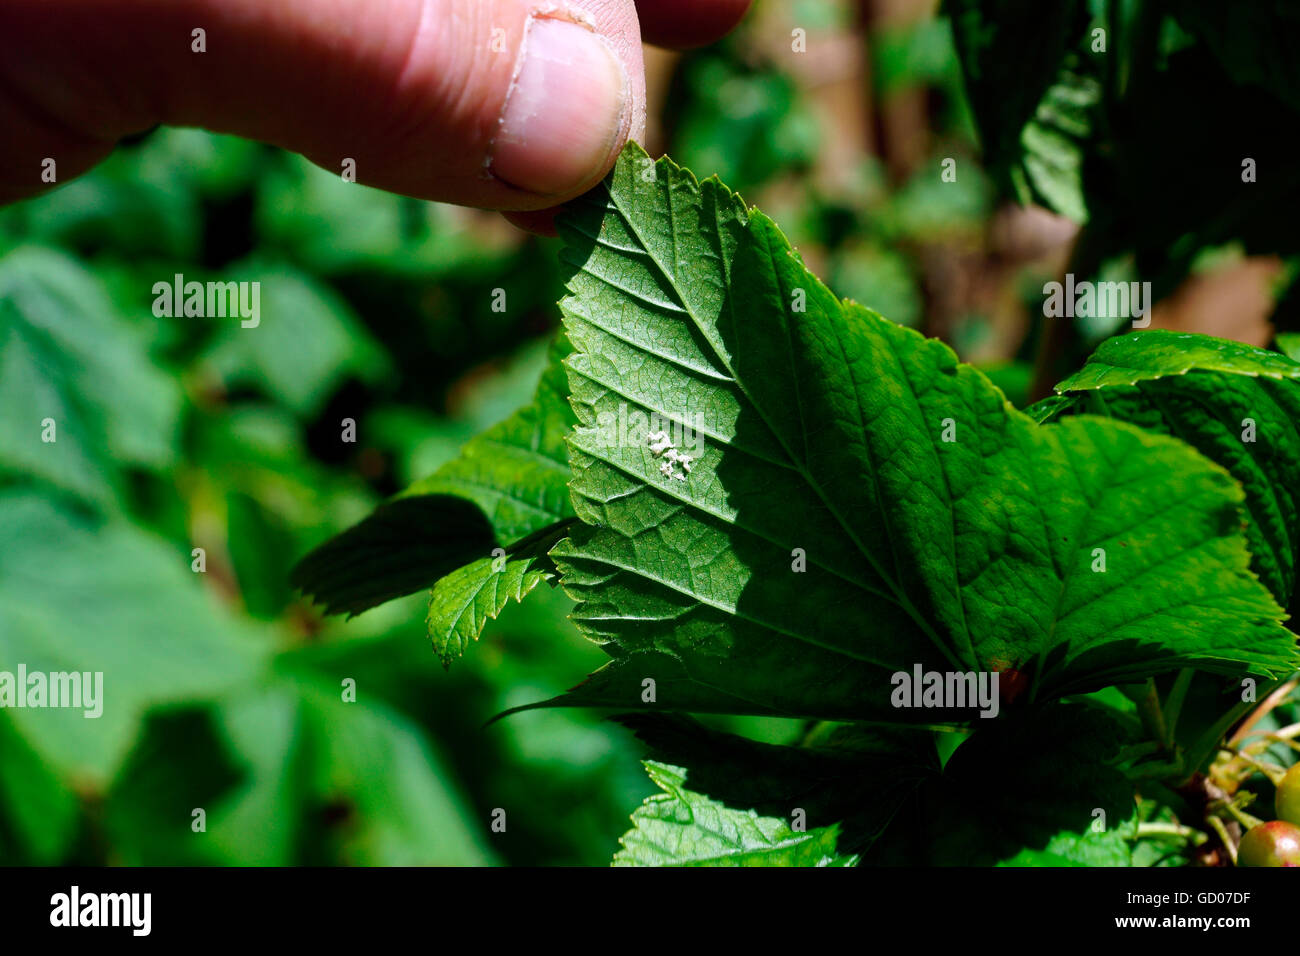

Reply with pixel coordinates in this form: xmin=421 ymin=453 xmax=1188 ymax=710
xmin=0 ymin=0 xmax=646 ymax=208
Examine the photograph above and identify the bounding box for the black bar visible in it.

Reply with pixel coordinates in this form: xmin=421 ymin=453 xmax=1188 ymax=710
xmin=0 ymin=866 xmax=1283 ymax=943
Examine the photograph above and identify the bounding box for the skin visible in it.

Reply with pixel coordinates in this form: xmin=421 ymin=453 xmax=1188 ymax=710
xmin=0 ymin=0 xmax=751 ymax=228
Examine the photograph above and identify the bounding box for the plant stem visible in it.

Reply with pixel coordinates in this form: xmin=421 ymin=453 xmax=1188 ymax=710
xmin=1182 ymin=678 xmax=1290 ymax=783
xmin=1133 ymin=822 xmax=1207 ymax=845
xmin=1241 ymin=720 xmax=1300 ymax=744
xmin=1084 ymin=388 xmax=1112 ymax=418
xmin=1206 ymin=815 xmax=1238 ymax=865
xmin=1225 ymin=751 xmax=1286 ymax=785
xmin=1219 ymin=801 xmax=1265 ymax=832
xmin=1228 ymin=678 xmax=1299 ymax=747
xmin=1163 ymin=668 xmax=1194 ymax=745
xmin=1135 ymin=678 xmax=1171 ymax=751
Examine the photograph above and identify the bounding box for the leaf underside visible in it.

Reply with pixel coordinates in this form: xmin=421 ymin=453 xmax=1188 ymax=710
xmin=427 ymin=552 xmax=551 ymax=667
xmin=527 ymin=144 xmax=1295 ymax=725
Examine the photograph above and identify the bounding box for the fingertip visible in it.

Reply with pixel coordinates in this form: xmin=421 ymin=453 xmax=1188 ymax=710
xmin=489 ymin=16 xmax=630 ymax=197
xmin=502 ymin=208 xmax=560 ymax=236
xmin=634 ymin=0 xmax=752 ymax=49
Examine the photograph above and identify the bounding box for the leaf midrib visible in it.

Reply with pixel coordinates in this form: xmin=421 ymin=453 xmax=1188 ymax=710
xmin=601 ymin=190 xmax=962 ymax=669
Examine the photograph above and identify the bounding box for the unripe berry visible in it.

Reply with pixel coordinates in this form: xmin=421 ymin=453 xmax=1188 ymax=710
xmin=1238 ymin=820 xmax=1300 ymax=867
xmin=1275 ymin=765 xmax=1300 ymax=826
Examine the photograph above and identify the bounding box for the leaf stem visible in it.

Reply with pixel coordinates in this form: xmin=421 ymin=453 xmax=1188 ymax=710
xmin=1162 ymin=668 xmax=1195 ymax=746
xmin=1181 ymin=678 xmax=1290 ymax=783
xmin=1223 ymin=750 xmax=1286 ymax=786
xmin=1239 ymin=720 xmax=1300 ymax=745
xmin=1206 ymin=815 xmax=1238 ymax=865
xmin=1133 ymin=822 xmax=1207 ymax=845
xmin=1135 ymin=678 xmax=1171 ymax=751
xmin=1227 ymin=677 xmax=1299 ymax=747
xmin=1217 ymin=799 xmax=1264 ymax=832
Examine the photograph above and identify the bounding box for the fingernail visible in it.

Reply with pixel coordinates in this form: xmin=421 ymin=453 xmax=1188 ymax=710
xmin=490 ymin=17 xmax=628 ymax=196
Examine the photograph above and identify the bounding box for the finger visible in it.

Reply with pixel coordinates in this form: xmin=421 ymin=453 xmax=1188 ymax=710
xmin=0 ymin=0 xmax=646 ymax=209
xmin=502 ymin=208 xmax=561 ymax=236
xmin=632 ymin=0 xmax=752 ymax=49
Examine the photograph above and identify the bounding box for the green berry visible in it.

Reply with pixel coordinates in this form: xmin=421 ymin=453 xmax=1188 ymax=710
xmin=1276 ymin=765 xmax=1300 ymax=826
xmin=1238 ymin=820 xmax=1300 ymax=867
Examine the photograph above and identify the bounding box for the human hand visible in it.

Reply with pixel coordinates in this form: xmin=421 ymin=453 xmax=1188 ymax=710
xmin=0 ymin=0 xmax=751 ymax=226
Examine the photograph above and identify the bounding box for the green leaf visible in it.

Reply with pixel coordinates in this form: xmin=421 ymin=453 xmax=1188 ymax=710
xmin=613 ymin=713 xmax=934 ymax=858
xmin=427 ymin=550 xmax=553 ymax=668
xmin=940 ymin=703 xmax=1135 ymax=854
xmin=0 ymin=491 xmax=267 ymax=785
xmin=868 ymin=702 xmax=1137 ymax=865
xmin=162 ymin=678 xmax=497 ymax=866
xmin=945 ymin=0 xmax=1095 ymax=219
xmin=103 ymin=708 xmax=246 ymax=865
xmin=403 ymin=333 xmax=576 ymax=544
xmin=1018 ymin=67 xmax=1100 ymax=222
xmin=0 ymin=245 xmax=181 ymax=507
xmin=201 ymin=262 xmax=389 ymax=417
xmin=203 ymin=688 xmax=307 ymax=866
xmin=613 ymin=761 xmax=858 ymax=867
xmin=945 ymin=0 xmax=1081 ymax=167
xmin=533 ymin=145 xmax=1295 ymax=724
xmin=292 ymin=334 xmax=576 ymax=616
xmin=1278 ymin=332 xmax=1300 ymax=363
xmin=0 ymin=138 xmax=201 ymax=258
xmin=996 ymin=826 xmax=1133 ymax=867
xmin=1055 ymin=329 xmax=1300 ymax=391
xmin=290 ymin=495 xmax=498 ymax=618
xmin=291 ymin=675 xmax=496 ymax=865
xmin=254 ymin=153 xmax=506 ymax=277
xmin=0 ymin=712 xmax=80 ymax=863
xmin=1048 ymin=330 xmax=1300 ymax=611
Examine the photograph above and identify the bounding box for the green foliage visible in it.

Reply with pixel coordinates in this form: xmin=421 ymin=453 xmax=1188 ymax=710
xmin=667 ymin=34 xmax=819 ymax=195
xmin=876 ymin=702 xmax=1137 ymax=865
xmin=947 ymin=0 xmax=1300 ymax=297
xmin=400 ymin=335 xmax=576 ymax=545
xmin=291 ymin=334 xmax=576 ymax=626
xmin=8 ymin=1 xmax=1300 ymax=870
xmin=1040 ymin=330 xmax=1300 ymax=611
xmin=0 ymin=126 xmax=642 ymax=866
xmin=614 ymin=714 xmax=936 ymax=860
xmin=614 ymin=762 xmax=858 ymax=866
xmin=310 ymin=144 xmax=1300 ymax=866
xmin=945 ymin=0 xmax=1094 ymax=219
xmin=427 ymin=552 xmax=552 ymax=668
xmin=288 ymin=496 xmax=498 ymax=618
xmin=201 ymin=262 xmax=389 ymax=417
xmin=0 ymin=492 xmax=266 ymax=791
xmin=997 ymin=828 xmax=1131 ymax=867
xmin=0 ymin=246 xmax=180 ymax=507
xmin=533 ymin=147 xmax=1293 ymax=730
xmin=1278 ymin=332 xmax=1300 ymax=362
